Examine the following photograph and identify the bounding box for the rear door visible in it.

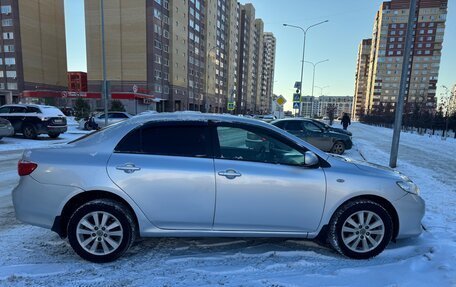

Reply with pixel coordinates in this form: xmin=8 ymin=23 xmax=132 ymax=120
xmin=107 ymin=121 xmax=216 ymax=230
xmin=7 ymin=106 xmax=27 ymax=132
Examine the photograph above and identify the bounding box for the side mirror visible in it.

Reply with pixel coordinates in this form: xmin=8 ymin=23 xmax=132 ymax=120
xmin=304 ymin=151 xmax=319 ymax=167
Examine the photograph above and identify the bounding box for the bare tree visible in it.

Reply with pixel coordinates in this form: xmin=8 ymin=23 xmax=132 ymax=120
xmin=439 ymin=85 xmax=456 ymax=137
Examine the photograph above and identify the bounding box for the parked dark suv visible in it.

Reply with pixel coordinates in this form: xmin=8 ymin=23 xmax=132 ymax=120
xmin=271 ymin=118 xmax=352 ymax=154
xmin=0 ymin=104 xmax=67 ymax=139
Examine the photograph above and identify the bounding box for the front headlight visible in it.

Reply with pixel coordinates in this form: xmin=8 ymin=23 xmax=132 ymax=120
xmin=396 ymin=180 xmax=420 ymax=195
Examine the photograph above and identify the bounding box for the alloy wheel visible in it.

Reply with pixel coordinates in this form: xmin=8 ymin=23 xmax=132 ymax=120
xmin=341 ymin=210 xmax=385 ymax=253
xmin=76 ymin=211 xmax=124 ymax=256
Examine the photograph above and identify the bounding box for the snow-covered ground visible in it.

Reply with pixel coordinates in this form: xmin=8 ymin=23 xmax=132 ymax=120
xmin=0 ymin=117 xmax=88 ymax=153
xmin=0 ymin=122 xmax=454 ymax=286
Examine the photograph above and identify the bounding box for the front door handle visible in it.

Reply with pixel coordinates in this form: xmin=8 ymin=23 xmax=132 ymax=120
xmin=116 ymin=163 xmax=141 ymax=174
xmin=218 ymin=169 xmax=242 ymax=179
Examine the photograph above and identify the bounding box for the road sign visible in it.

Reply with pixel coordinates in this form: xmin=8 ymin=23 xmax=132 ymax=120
xmin=293 ymin=93 xmax=301 ymax=102
xmin=293 ymin=102 xmax=300 ymax=110
xmin=294 ymin=82 xmax=301 ymax=90
xmin=227 ymin=102 xmax=235 ymax=111
xmin=276 ymin=95 xmax=286 ymax=106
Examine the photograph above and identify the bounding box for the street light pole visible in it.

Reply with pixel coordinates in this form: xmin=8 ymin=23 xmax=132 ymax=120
xmin=304 ymin=59 xmax=329 ymax=98
xmin=100 ymin=0 xmax=108 ymax=126
xmin=314 ymin=85 xmax=330 ymax=96
xmin=389 ymin=0 xmax=417 ymax=168
xmin=283 ymin=20 xmax=328 ymax=117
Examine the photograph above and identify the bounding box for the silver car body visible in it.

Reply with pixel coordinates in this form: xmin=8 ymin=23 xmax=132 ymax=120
xmin=13 ymin=113 xmax=424 ymax=240
xmin=0 ymin=118 xmax=14 ymax=138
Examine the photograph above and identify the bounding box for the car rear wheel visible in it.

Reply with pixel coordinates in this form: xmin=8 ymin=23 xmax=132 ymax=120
xmin=22 ymin=125 xmax=37 ymax=139
xmin=48 ymin=133 xmax=60 ymax=139
xmin=331 ymin=141 xmax=345 ymax=155
xmin=328 ymin=199 xmax=393 ymax=259
xmin=67 ymin=199 xmax=136 ymax=263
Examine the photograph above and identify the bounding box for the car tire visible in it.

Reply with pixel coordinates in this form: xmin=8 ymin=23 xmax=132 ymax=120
xmin=328 ymin=199 xmax=393 ymax=259
xmin=48 ymin=133 xmax=60 ymax=139
xmin=22 ymin=125 xmax=37 ymax=139
xmin=331 ymin=141 xmax=345 ymax=155
xmin=67 ymin=199 xmax=137 ymax=263
xmin=84 ymin=122 xmax=91 ymax=131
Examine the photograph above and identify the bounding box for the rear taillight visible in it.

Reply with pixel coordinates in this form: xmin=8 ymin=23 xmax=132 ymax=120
xmin=18 ymin=160 xmax=38 ymax=176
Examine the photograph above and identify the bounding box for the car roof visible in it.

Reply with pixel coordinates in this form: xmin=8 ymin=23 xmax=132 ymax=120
xmin=1 ymin=104 xmax=53 ymax=109
xmin=271 ymin=118 xmax=315 ymax=123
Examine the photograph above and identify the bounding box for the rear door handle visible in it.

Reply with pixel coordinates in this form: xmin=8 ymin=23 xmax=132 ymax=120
xmin=116 ymin=163 xmax=141 ymax=174
xmin=218 ymin=169 xmax=242 ymax=179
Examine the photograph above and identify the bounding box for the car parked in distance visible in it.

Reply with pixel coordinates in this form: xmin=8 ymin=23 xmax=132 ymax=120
xmin=0 ymin=118 xmax=14 ymax=140
xmin=0 ymin=104 xmax=67 ymax=139
xmin=79 ymin=112 xmax=133 ymax=130
xmin=310 ymin=119 xmax=352 ymax=136
xmin=254 ymin=114 xmax=276 ymax=123
xmin=13 ymin=113 xmax=424 ymax=262
xmin=271 ymin=118 xmax=352 ymax=155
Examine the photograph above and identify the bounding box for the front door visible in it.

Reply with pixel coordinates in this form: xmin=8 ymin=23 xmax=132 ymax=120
xmin=302 ymin=121 xmax=333 ymax=151
xmin=107 ymin=122 xmax=216 ymax=230
xmin=212 ymin=124 xmax=326 ymax=232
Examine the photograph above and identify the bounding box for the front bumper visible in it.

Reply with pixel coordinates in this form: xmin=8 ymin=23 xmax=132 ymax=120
xmin=0 ymin=126 xmax=14 ymax=137
xmin=12 ymin=176 xmax=83 ymax=230
xmin=393 ymin=193 xmax=425 ymax=239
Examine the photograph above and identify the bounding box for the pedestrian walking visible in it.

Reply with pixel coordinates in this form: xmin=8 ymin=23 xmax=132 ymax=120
xmin=341 ymin=113 xmax=351 ymax=130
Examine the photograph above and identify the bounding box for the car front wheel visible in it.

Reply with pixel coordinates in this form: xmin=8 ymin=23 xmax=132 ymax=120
xmin=328 ymin=199 xmax=393 ymax=259
xmin=67 ymin=199 xmax=136 ymax=263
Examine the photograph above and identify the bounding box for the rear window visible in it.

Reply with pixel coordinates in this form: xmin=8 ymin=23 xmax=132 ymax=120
xmin=115 ymin=124 xmax=212 ymax=158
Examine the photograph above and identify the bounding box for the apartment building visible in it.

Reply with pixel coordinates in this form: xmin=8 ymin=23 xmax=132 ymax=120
xmin=85 ymin=0 xmax=274 ymax=114
xmin=352 ymin=39 xmax=372 ymax=119
xmin=364 ymin=0 xmax=448 ymax=115
xmin=0 ymin=0 xmax=67 ymax=106
xmin=301 ymin=96 xmax=353 ymax=118
xmin=260 ymin=32 xmax=276 ymax=114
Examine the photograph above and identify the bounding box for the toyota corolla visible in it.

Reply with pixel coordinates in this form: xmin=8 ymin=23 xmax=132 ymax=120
xmin=12 ymin=113 xmax=424 ymax=262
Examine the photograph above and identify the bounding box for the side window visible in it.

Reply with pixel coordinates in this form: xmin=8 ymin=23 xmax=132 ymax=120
xmin=284 ymin=121 xmax=303 ymax=131
xmin=26 ymin=107 xmax=41 ymax=113
xmin=115 ymin=124 xmax=211 ymax=158
xmin=9 ymin=107 xmax=26 ymax=113
xmin=216 ymin=126 xmax=306 ymax=166
xmin=116 ymin=113 xmax=128 ymax=119
xmin=0 ymin=107 xmax=10 ymax=114
xmin=273 ymin=121 xmax=286 ymax=129
xmin=303 ymin=122 xmax=322 ymax=132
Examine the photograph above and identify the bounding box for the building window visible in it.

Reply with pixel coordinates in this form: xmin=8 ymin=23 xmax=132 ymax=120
xmin=6 ymin=70 xmax=16 ymax=78
xmin=3 ymin=32 xmax=13 ymax=40
xmin=0 ymin=71 xmax=3 ymax=77
xmin=7 ymin=82 xmax=17 ymax=90
xmin=0 ymin=5 xmax=11 ymax=14
xmin=5 ymin=57 xmax=15 ymax=65
xmin=3 ymin=45 xmax=14 ymax=52
xmin=154 ymin=8 xmax=161 ymax=20
xmin=1 ymin=19 xmax=12 ymax=26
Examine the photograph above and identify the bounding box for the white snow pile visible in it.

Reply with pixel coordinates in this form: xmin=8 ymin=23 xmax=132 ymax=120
xmin=0 ymin=122 xmax=454 ymax=286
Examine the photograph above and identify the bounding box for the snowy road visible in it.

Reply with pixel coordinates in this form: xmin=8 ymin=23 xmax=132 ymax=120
xmin=0 ymin=123 xmax=454 ymax=286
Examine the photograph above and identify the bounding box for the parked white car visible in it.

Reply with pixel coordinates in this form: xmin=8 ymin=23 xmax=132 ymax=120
xmin=79 ymin=112 xmax=133 ymax=130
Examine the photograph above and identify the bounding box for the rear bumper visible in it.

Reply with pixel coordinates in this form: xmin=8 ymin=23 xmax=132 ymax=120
xmin=12 ymin=176 xmax=82 ymax=230
xmin=393 ymin=193 xmax=425 ymax=239
xmin=35 ymin=123 xmax=67 ymax=135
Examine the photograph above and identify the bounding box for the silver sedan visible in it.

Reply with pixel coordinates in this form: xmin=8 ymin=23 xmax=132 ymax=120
xmin=13 ymin=113 xmax=424 ymax=262
xmin=0 ymin=118 xmax=14 ymax=140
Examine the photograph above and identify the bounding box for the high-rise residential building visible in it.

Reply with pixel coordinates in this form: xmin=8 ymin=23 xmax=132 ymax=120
xmin=301 ymin=96 xmax=353 ymax=118
xmin=261 ymin=32 xmax=276 ymax=114
xmin=0 ymin=0 xmax=67 ymax=106
xmin=236 ymin=3 xmax=255 ymax=114
xmin=352 ymin=39 xmax=372 ymax=119
xmin=364 ymin=0 xmax=448 ymax=115
xmin=85 ymin=0 xmax=273 ymax=114
xmin=251 ymin=18 xmax=263 ymax=114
